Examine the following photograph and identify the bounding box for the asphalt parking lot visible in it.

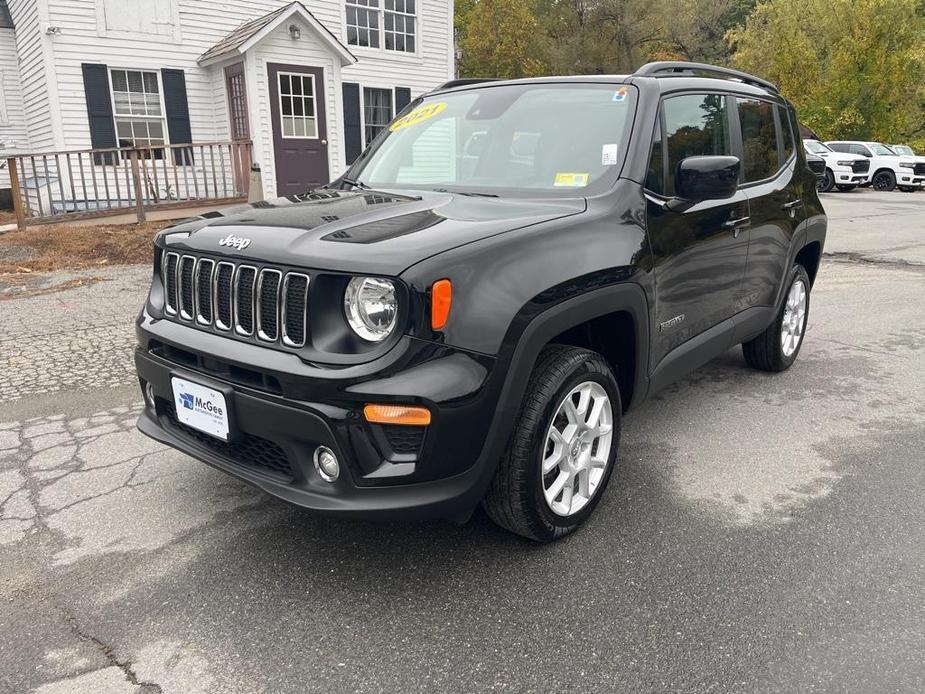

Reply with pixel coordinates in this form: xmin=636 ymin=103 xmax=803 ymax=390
xmin=1 ymin=189 xmax=924 ymax=693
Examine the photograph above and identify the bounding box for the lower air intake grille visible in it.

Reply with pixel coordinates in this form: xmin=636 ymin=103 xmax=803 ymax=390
xmin=383 ymin=425 xmax=425 ymax=454
xmin=160 ymin=400 xmax=293 ymax=480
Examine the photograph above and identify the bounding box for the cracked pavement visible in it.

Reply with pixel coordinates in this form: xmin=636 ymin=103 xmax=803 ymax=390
xmin=1 ymin=190 xmax=925 ymax=692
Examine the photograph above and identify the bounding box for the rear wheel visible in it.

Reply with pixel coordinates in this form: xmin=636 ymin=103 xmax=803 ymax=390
xmin=482 ymin=345 xmax=621 ymax=542
xmin=742 ymin=264 xmax=811 ymax=372
xmin=817 ymin=170 xmax=835 ymax=193
xmin=872 ymin=170 xmax=896 ymax=191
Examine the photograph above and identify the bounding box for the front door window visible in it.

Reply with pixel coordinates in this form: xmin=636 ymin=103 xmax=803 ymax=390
xmin=278 ymin=72 xmax=318 ymax=139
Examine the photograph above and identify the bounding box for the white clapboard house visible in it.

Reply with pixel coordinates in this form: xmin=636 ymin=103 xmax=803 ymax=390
xmin=0 ymin=0 xmax=454 ymax=217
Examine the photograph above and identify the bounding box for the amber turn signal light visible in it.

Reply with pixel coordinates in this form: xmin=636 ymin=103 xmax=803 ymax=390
xmin=363 ymin=404 xmax=432 ymax=426
xmin=431 ymin=279 xmax=452 ymax=330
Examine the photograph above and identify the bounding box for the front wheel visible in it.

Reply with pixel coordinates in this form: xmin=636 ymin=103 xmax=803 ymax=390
xmin=482 ymin=345 xmax=621 ymax=542
xmin=742 ymin=264 xmax=811 ymax=372
xmin=817 ymin=170 xmax=835 ymax=193
xmin=872 ymin=170 xmax=896 ymax=191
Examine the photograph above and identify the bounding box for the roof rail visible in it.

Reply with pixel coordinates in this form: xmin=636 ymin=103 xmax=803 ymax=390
xmin=435 ymin=77 xmax=500 ymax=91
xmin=633 ymin=61 xmax=778 ymax=94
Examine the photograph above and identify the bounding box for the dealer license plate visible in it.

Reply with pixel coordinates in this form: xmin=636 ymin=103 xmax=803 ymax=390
xmin=171 ymin=377 xmax=230 ymax=441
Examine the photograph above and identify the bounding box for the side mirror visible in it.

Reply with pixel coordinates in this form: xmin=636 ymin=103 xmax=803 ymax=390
xmin=674 ymin=156 xmax=740 ymax=203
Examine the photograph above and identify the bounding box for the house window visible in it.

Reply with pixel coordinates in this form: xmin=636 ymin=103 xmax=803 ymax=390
xmin=110 ymin=68 xmax=167 ymax=150
xmin=383 ymin=0 xmax=415 ymax=52
xmin=363 ymin=87 xmax=393 ymax=146
xmin=346 ymin=0 xmax=416 ymax=53
xmin=346 ymin=0 xmax=380 ymax=48
xmin=279 ymin=73 xmax=318 ymax=138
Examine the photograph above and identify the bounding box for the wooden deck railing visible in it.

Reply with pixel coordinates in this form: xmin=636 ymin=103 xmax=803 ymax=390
xmin=7 ymin=140 xmax=253 ymax=229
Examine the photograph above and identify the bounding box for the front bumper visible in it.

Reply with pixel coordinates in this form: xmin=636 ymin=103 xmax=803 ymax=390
xmin=135 ymin=312 xmax=507 ymax=520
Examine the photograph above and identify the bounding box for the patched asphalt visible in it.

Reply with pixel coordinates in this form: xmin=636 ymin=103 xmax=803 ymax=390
xmin=1 ymin=190 xmax=924 ymax=693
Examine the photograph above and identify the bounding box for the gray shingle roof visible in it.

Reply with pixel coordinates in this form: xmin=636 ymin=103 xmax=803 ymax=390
xmin=0 ymin=1 xmax=14 ymax=30
xmin=198 ymin=2 xmax=295 ymax=64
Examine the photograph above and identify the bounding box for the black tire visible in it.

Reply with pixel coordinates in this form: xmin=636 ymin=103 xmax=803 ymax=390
xmin=742 ymin=264 xmax=811 ymax=372
xmin=872 ymin=170 xmax=896 ymax=191
xmin=817 ymin=170 xmax=835 ymax=192
xmin=835 ymin=184 xmax=856 ymax=192
xmin=482 ymin=345 xmax=622 ymax=542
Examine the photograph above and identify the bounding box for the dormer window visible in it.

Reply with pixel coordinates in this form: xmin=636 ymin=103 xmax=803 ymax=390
xmin=346 ymin=0 xmax=416 ymax=53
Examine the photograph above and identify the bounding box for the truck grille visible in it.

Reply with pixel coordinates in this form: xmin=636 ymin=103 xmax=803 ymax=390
xmin=852 ymin=160 xmax=870 ymax=174
xmin=163 ymin=252 xmax=310 ymax=348
xmin=914 ymin=163 xmax=925 ymax=176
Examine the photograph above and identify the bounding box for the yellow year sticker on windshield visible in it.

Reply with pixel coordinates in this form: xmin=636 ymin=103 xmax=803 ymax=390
xmin=554 ymin=172 xmax=590 ymax=187
xmin=389 ymin=102 xmax=447 ymax=132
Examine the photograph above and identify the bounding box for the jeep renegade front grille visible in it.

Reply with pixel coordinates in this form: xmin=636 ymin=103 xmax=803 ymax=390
xmin=162 ymin=252 xmax=310 ymax=348
xmin=852 ymin=160 xmax=870 ymax=174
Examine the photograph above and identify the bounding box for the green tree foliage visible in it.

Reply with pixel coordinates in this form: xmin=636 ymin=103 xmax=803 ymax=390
xmin=456 ymin=0 xmax=548 ymax=78
xmin=728 ymin=0 xmax=925 ymax=147
xmin=454 ymin=0 xmax=925 ymax=147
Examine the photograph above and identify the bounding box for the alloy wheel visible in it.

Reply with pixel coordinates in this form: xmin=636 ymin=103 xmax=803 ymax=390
xmin=541 ymin=381 xmax=613 ymax=517
xmin=781 ymin=278 xmax=807 ymax=357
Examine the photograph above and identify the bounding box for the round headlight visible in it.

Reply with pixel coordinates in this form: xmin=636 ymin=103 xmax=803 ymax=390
xmin=344 ymin=276 xmax=398 ymax=342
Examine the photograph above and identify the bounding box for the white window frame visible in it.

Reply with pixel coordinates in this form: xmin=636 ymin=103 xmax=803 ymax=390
xmin=107 ymin=67 xmax=170 ymax=153
xmin=343 ymin=0 xmax=419 ymax=56
xmin=277 ymin=72 xmax=320 ymax=140
xmin=360 ymin=85 xmax=395 ymax=149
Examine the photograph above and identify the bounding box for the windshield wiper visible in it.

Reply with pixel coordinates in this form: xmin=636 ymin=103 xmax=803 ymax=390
xmin=340 ymin=176 xmax=369 ymax=190
xmin=432 ymin=188 xmax=499 ymax=198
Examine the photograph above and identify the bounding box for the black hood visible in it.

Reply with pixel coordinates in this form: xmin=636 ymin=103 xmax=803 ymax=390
xmin=157 ymin=189 xmax=585 ymax=276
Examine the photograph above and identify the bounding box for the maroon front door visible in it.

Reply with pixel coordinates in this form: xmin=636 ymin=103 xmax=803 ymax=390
xmin=267 ymin=63 xmax=330 ymax=195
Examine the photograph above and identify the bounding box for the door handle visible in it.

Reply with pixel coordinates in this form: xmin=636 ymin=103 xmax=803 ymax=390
xmin=723 ymin=216 xmax=750 ymax=238
xmin=782 ymin=198 xmax=802 ymax=210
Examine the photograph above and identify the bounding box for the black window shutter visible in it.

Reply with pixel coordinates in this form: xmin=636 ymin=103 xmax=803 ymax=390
xmin=82 ymin=63 xmax=117 ymax=165
xmin=343 ymin=83 xmax=362 ymax=165
xmin=162 ymin=68 xmax=194 ymax=166
xmin=394 ymin=87 xmax=412 ymax=113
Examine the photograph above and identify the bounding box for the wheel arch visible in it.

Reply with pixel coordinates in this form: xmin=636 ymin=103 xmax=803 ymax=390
xmin=496 ymin=282 xmax=650 ymax=417
xmin=795 ymin=240 xmax=822 ymax=286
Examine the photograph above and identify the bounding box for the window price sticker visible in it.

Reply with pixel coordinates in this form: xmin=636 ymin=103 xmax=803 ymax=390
xmin=602 ymin=144 xmax=619 ymax=166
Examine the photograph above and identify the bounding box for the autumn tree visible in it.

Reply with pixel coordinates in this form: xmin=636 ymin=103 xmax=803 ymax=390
xmin=728 ymin=0 xmax=925 ymax=146
xmin=456 ymin=0 xmax=547 ymax=78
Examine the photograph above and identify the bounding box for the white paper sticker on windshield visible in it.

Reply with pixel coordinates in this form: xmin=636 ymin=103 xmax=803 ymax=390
xmin=602 ymin=144 xmax=618 ymax=166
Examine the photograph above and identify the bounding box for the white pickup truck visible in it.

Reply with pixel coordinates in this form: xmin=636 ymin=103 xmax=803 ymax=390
xmin=825 ymin=140 xmax=925 ymax=192
xmin=803 ymin=139 xmax=870 ymax=192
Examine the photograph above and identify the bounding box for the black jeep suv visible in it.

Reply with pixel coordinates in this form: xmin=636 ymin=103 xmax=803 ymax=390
xmin=135 ymin=62 xmax=826 ymax=542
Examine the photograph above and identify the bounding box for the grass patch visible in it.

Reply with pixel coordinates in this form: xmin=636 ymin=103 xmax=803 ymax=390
xmin=0 ymin=220 xmax=166 ymax=274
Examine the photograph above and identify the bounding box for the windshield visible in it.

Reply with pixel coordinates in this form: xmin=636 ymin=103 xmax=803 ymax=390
xmin=870 ymin=143 xmax=896 ymax=156
xmin=804 ymin=139 xmax=830 ymax=154
xmin=892 ymin=145 xmax=915 ymax=156
xmin=344 ymin=83 xmax=637 ymax=197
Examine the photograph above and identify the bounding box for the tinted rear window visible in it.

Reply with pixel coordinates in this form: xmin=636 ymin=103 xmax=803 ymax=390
xmin=737 ymin=98 xmax=779 ymax=182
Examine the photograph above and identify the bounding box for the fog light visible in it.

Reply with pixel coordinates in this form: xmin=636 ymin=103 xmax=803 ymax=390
xmin=314 ymin=446 xmax=340 ymax=482
xmin=144 ymin=381 xmax=156 ymax=410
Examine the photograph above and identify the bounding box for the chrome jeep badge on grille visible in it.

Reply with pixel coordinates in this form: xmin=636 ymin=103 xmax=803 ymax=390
xmin=218 ymin=234 xmax=251 ymax=251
